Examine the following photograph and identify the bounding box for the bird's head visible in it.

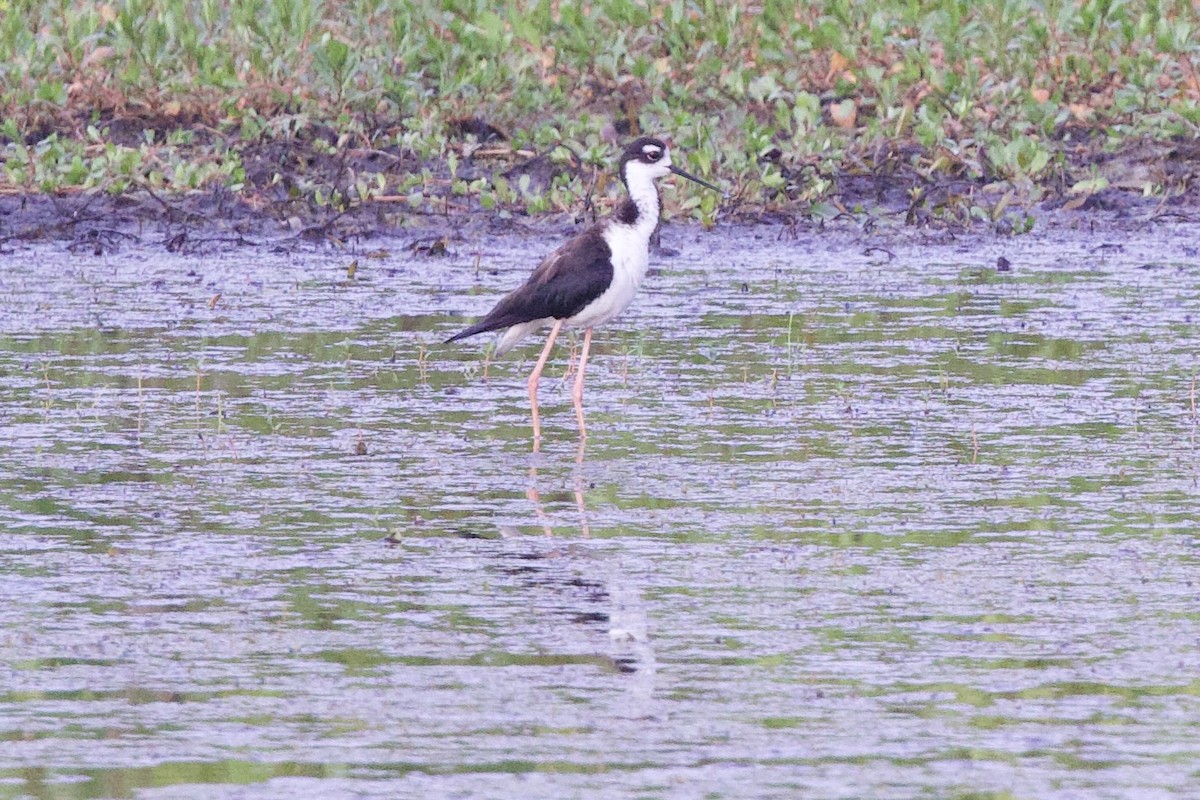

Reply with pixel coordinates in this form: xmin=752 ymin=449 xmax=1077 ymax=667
xmin=619 ymin=136 xmax=720 ymax=192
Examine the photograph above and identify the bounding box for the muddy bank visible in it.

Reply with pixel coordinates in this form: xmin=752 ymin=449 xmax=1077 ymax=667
xmin=3 ymin=128 xmax=1199 ymax=255
xmin=2 ymin=180 xmax=1197 ymax=260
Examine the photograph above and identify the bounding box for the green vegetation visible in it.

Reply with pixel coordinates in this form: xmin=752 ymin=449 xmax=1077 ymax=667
xmin=1 ymin=0 xmax=1198 ymax=226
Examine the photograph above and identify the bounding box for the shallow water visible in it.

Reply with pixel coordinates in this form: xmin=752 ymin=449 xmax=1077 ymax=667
xmin=2 ymin=221 xmax=1199 ymax=799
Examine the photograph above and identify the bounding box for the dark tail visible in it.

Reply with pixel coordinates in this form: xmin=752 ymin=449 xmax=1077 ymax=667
xmin=444 ymin=322 xmax=490 ymax=344
xmin=444 ymin=319 xmax=505 ymax=344
xmin=444 ymin=311 xmax=529 ymax=344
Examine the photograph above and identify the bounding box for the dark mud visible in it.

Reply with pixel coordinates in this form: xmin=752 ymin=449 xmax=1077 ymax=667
xmin=2 ymin=220 xmax=1200 ymax=799
xmin=3 ymin=125 xmax=1200 ymax=256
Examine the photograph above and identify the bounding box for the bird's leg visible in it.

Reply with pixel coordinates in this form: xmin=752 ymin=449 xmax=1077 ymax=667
xmin=528 ymin=319 xmax=563 ymax=449
xmin=572 ymin=327 xmax=593 ymax=440
xmin=563 ymin=339 xmax=578 ymax=384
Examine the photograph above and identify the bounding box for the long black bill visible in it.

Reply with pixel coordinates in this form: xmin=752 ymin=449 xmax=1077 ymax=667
xmin=669 ymin=164 xmax=721 ymax=193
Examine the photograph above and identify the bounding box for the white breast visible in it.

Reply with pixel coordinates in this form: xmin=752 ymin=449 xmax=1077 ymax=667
xmin=566 ymin=222 xmax=652 ymax=329
xmin=566 ymin=170 xmax=661 ymax=331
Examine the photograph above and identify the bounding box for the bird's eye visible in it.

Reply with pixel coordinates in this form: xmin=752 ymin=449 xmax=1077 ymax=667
xmin=644 ymin=150 xmax=661 ymax=162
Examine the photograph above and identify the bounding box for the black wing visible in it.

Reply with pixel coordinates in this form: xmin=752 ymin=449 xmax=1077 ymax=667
xmin=445 ymin=228 xmax=613 ymax=343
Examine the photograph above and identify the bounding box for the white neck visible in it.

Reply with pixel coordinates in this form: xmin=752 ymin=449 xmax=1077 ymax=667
xmin=623 ymin=169 xmax=661 ymax=240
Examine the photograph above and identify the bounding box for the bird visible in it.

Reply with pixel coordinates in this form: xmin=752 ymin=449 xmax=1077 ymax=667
xmin=445 ymin=136 xmax=720 ymax=446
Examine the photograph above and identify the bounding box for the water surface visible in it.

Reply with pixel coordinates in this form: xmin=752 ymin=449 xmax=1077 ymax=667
xmin=2 ymin=222 xmax=1199 ymax=799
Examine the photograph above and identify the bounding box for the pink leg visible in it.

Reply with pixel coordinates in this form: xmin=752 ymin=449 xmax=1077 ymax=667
xmin=528 ymin=319 xmax=563 ymax=449
xmin=572 ymin=327 xmax=593 ymax=440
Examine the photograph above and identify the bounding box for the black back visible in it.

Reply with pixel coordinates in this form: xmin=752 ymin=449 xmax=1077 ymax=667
xmin=612 ymin=198 xmax=639 ymax=225
xmin=444 ymin=228 xmax=614 ymax=341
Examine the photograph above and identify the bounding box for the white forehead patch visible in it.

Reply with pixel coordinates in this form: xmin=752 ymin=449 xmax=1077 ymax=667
xmin=642 ymin=144 xmax=662 ymax=155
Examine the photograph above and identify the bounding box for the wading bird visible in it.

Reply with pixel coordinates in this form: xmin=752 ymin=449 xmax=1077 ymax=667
xmin=445 ymin=136 xmax=720 ymax=446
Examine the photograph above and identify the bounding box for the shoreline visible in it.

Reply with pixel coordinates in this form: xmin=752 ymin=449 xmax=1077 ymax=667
xmin=3 ymin=177 xmax=1198 ymax=257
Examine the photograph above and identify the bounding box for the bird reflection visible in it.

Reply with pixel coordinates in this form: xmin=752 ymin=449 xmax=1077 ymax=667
xmin=494 ymin=446 xmax=649 ymax=679
xmin=525 ymin=440 xmax=590 ymax=537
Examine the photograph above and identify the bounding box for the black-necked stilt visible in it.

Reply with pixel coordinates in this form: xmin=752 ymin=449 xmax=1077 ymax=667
xmin=446 ymin=136 xmax=720 ymax=446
